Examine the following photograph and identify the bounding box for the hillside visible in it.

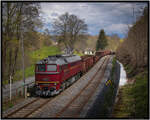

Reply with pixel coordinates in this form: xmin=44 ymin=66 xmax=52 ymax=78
xmin=113 ymin=7 xmax=148 ymax=118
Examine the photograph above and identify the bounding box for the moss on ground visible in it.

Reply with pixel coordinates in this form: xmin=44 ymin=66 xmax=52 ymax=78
xmin=112 ymin=70 xmax=148 ymax=118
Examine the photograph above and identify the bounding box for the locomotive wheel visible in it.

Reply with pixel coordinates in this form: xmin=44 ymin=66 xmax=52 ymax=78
xmin=78 ymin=72 xmax=82 ymax=79
xmin=79 ymin=72 xmax=83 ymax=77
xmin=61 ymin=82 xmax=66 ymax=91
xmin=75 ymin=73 xmax=79 ymax=81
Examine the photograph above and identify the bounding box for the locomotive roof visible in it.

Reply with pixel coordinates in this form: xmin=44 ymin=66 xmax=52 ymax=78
xmin=36 ymin=54 xmax=81 ymax=65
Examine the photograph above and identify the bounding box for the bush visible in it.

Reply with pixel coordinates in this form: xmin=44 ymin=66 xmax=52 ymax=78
xmin=130 ymin=71 xmax=148 ymax=118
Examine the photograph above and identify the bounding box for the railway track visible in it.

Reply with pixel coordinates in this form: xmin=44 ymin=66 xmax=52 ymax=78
xmin=4 ymin=97 xmax=52 ymax=118
xmin=28 ymin=56 xmax=111 ymax=118
xmin=3 ymin=55 xmax=112 ymax=118
xmin=54 ymin=56 xmax=110 ymax=117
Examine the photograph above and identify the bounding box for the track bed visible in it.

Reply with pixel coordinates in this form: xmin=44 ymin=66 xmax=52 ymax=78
xmin=3 ymin=55 xmax=112 ymax=118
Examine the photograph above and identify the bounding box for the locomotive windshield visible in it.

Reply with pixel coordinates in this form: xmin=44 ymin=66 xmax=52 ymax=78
xmin=36 ymin=64 xmax=57 ymax=72
xmin=37 ymin=64 xmax=46 ymax=72
xmin=47 ymin=65 xmax=57 ymax=71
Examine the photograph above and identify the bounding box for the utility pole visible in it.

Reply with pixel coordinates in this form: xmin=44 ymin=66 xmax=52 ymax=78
xmin=9 ymin=75 xmax=12 ymax=101
xmin=21 ymin=26 xmax=26 ymax=98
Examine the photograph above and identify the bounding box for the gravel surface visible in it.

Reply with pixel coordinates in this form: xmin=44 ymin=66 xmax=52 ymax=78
xmin=3 ymin=97 xmax=37 ymax=118
xmin=82 ymin=57 xmax=121 ymax=118
xmin=27 ymin=56 xmax=111 ymax=118
xmin=80 ymin=56 xmax=113 ymax=117
xmin=2 ymin=55 xmax=114 ymax=118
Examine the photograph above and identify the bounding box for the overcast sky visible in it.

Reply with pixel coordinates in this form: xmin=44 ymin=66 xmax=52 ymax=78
xmin=40 ymin=2 xmax=147 ymax=38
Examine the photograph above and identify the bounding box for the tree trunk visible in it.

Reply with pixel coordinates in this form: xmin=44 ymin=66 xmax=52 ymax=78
xmin=8 ymin=49 xmax=12 ymax=80
xmin=11 ymin=47 xmax=19 ymax=83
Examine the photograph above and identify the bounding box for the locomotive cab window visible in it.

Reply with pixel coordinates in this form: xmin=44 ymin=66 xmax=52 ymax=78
xmin=37 ymin=64 xmax=46 ymax=72
xmin=47 ymin=65 xmax=57 ymax=71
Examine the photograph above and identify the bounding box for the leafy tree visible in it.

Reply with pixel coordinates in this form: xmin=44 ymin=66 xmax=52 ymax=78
xmin=52 ymin=12 xmax=87 ymax=52
xmin=106 ymin=34 xmax=121 ymax=51
xmin=2 ymin=2 xmax=42 ymax=83
xmin=96 ymin=29 xmax=108 ymax=51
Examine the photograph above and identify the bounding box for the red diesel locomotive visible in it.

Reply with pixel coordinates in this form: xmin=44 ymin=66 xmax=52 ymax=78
xmin=35 ymin=50 xmax=113 ymax=96
xmin=35 ymin=55 xmax=83 ymax=96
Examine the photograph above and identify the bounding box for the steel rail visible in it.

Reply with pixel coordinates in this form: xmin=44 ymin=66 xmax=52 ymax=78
xmin=6 ymin=98 xmax=52 ymax=118
xmin=74 ymin=56 xmax=110 ymax=117
xmin=4 ymin=56 xmax=110 ymax=118
xmin=25 ymin=98 xmax=52 ymax=118
xmin=5 ymin=98 xmax=39 ymax=118
xmin=55 ymin=56 xmax=109 ymax=117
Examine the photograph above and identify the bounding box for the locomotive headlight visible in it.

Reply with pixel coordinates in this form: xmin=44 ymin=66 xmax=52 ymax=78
xmin=54 ymin=83 xmax=57 ymax=85
xmin=35 ymin=82 xmax=38 ymax=85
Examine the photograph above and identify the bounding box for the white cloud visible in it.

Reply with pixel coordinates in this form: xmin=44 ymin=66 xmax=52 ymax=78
xmin=39 ymin=2 xmax=147 ymax=38
xmin=105 ymin=23 xmax=130 ymax=34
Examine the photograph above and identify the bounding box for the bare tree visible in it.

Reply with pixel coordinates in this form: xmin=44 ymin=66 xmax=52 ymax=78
xmin=52 ymin=12 xmax=87 ymax=52
xmin=116 ymin=6 xmax=148 ymax=72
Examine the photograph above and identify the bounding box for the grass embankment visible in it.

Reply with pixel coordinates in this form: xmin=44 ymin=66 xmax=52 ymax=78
xmin=13 ymin=46 xmax=61 ymax=83
xmin=112 ymin=66 xmax=148 ymax=118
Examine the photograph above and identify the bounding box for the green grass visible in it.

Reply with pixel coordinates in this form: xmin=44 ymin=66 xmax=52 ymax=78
xmin=115 ymin=85 xmax=134 ymax=117
xmin=113 ymin=70 xmax=148 ymax=118
xmin=73 ymin=50 xmax=84 ymax=56
xmin=3 ymin=101 xmax=14 ymax=111
xmin=131 ymin=71 xmax=148 ymax=118
xmin=10 ymin=46 xmax=61 ymax=84
xmin=3 ymin=80 xmax=9 ymax=85
xmin=30 ymin=46 xmax=61 ymax=62
xmin=3 ymin=95 xmax=25 ymax=111
xmin=25 ymin=65 xmax=35 ymax=78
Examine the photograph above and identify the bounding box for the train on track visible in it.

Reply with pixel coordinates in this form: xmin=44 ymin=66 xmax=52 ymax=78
xmin=35 ymin=50 xmax=114 ymax=96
